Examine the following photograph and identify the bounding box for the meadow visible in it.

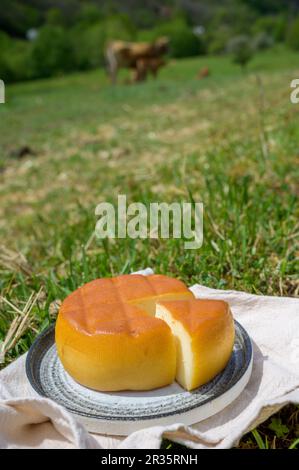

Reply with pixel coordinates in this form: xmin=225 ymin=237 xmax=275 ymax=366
xmin=0 ymin=46 xmax=298 ymax=448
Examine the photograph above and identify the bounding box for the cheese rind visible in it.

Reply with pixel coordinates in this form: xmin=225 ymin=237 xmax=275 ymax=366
xmin=56 ymin=307 xmax=176 ymax=391
xmin=55 ymin=274 xmax=193 ymax=391
xmin=156 ymin=299 xmax=235 ymax=391
xmin=56 ymin=275 xmax=234 ymax=392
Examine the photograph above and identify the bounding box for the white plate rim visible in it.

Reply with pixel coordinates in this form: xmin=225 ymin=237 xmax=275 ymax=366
xmin=26 ymin=321 xmax=253 ymax=435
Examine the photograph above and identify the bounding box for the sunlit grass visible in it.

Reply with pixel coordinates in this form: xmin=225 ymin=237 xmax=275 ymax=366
xmin=0 ymin=46 xmax=298 ymax=448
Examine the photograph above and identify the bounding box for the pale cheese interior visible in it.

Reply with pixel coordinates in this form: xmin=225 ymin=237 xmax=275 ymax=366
xmin=156 ymin=303 xmax=193 ymax=390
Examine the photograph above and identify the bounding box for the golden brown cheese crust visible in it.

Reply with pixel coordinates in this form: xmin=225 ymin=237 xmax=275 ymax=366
xmin=56 ymin=274 xmax=189 ymax=391
xmin=156 ymin=298 xmax=231 ymax=334
xmin=55 ymin=275 xmax=235 ymax=392
xmin=59 ymin=274 xmax=192 ymax=335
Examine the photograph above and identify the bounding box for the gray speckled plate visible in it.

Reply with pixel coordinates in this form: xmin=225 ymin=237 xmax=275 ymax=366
xmin=26 ymin=321 xmax=252 ymax=435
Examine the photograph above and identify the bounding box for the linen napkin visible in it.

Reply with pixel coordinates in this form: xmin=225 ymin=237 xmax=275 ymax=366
xmin=0 ymin=268 xmax=298 ymax=449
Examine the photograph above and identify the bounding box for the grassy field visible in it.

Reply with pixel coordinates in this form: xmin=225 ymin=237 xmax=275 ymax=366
xmin=0 ymin=45 xmax=298 ymax=448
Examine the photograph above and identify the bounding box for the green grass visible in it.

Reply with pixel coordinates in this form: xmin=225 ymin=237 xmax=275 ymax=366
xmin=0 ymin=46 xmax=298 ymax=448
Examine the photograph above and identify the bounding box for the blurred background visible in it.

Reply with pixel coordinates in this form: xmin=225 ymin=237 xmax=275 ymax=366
xmin=1 ymin=0 xmax=299 ymax=82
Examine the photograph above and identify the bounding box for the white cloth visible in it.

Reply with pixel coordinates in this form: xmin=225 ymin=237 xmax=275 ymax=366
xmin=0 ymin=268 xmax=299 ymax=449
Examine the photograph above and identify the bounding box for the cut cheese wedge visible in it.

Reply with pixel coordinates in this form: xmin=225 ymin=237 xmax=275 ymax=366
xmin=56 ymin=274 xmax=235 ymax=392
xmin=156 ymin=299 xmax=235 ymax=391
xmin=55 ymin=274 xmax=194 ymax=391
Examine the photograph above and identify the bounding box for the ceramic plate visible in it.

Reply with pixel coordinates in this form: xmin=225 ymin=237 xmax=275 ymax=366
xmin=26 ymin=321 xmax=252 ymax=435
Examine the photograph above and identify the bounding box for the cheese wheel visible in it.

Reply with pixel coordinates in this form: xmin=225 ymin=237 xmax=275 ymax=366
xmin=156 ymin=299 xmax=235 ymax=391
xmin=55 ymin=274 xmax=194 ymax=391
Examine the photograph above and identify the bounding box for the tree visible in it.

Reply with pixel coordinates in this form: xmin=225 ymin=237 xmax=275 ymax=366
xmin=142 ymin=16 xmax=205 ymax=58
xmin=227 ymin=35 xmax=254 ymax=69
xmin=287 ymin=17 xmax=299 ymax=50
xmin=31 ymin=25 xmax=75 ymax=78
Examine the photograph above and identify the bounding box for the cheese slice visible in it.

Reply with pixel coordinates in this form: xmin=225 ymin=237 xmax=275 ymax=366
xmin=156 ymin=299 xmax=235 ymax=391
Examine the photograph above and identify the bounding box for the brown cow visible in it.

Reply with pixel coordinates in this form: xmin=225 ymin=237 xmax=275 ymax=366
xmin=132 ymin=57 xmax=166 ymax=83
xmin=105 ymin=37 xmax=169 ymax=84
